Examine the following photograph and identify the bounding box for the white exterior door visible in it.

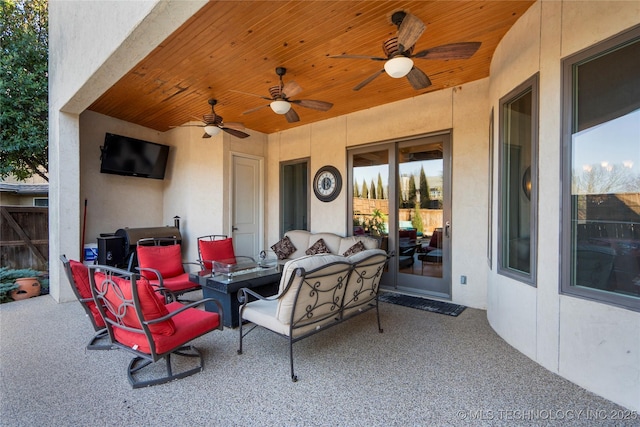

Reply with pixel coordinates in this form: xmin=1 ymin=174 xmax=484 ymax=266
xmin=231 ymin=154 xmax=263 ymax=257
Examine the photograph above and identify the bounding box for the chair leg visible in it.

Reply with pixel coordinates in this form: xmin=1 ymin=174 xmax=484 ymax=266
xmin=375 ymin=300 xmax=384 ymax=334
xmin=289 ymin=337 xmax=297 ymax=382
xmin=238 ymin=320 xmax=244 ymax=355
xmin=127 ymin=345 xmax=204 ymax=388
xmin=86 ymin=328 xmax=114 ymax=351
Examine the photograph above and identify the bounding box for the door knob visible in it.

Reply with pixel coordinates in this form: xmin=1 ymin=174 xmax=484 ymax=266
xmin=232 ymin=226 xmax=238 ymax=231
xmin=445 ymin=221 xmax=451 ymax=238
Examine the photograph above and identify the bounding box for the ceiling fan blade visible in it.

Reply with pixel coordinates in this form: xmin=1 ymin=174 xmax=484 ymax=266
xmin=330 ymin=54 xmax=387 ymax=61
xmin=397 ymin=13 xmax=426 ymax=52
xmin=291 ymin=99 xmax=333 ymax=111
xmin=230 ymin=89 xmax=273 ymax=101
xmin=406 ymin=66 xmax=432 ymax=90
xmin=413 ymin=42 xmax=482 ymax=60
xmin=222 ymin=127 xmax=250 ymax=139
xmin=285 ymin=108 xmax=300 ymax=123
xmin=282 ymin=81 xmax=303 ymax=99
xmin=242 ymin=104 xmax=270 ymax=115
xmin=202 ymin=132 xmax=211 ymax=139
xmin=353 ymin=69 xmax=385 ymax=91
xmin=220 ymin=121 xmax=245 ymax=131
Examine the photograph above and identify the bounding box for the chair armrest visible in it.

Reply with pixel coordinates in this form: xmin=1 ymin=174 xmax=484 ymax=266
xmin=134 ymin=267 xmax=178 ymax=303
xmin=145 ymin=297 xmax=224 ymax=331
xmin=238 ymin=286 xmax=280 ymax=305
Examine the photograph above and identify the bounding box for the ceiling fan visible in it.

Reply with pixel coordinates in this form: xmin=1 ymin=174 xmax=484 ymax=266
xmin=232 ymin=67 xmax=333 ymax=123
xmin=331 ymin=11 xmax=481 ymax=91
xmin=175 ymin=99 xmax=250 ymax=139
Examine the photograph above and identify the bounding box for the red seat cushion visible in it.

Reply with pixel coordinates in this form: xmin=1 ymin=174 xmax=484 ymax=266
xmin=113 ymin=302 xmax=220 ymax=354
xmin=137 ymin=244 xmax=185 ymax=280
xmin=93 ymin=272 xmax=176 ymax=339
xmin=148 ymin=272 xmax=198 ymax=294
xmin=198 ymin=238 xmax=236 ymax=269
xmin=69 ymin=260 xmax=105 ymax=328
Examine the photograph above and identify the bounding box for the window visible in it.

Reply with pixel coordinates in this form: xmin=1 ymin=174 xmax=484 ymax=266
xmin=33 ymin=198 xmax=48 ymax=207
xmin=561 ymin=26 xmax=640 ymax=311
xmin=498 ymin=75 xmax=539 ymax=285
xmin=280 ymin=160 xmax=309 ymax=234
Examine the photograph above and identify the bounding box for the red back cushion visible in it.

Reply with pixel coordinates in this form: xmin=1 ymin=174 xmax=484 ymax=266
xmin=94 ymin=272 xmax=175 ymax=336
xmin=199 ymin=238 xmax=236 ymax=269
xmin=137 ymin=244 xmax=184 ymax=280
xmin=69 ymin=260 xmax=105 ymax=327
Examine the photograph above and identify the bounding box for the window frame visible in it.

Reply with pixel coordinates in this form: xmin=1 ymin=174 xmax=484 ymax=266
xmin=497 ymin=74 xmax=539 ymax=286
xmin=560 ymin=25 xmax=640 ymax=312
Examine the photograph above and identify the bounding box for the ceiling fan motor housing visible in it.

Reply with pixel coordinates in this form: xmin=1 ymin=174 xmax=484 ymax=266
xmin=383 ymin=37 xmax=414 ymax=57
xmin=203 ymin=113 xmax=222 ymax=125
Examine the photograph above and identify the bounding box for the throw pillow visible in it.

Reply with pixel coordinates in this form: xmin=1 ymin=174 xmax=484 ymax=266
xmin=305 ymin=238 xmax=331 ymax=255
xmin=342 ymin=240 xmax=366 ymax=257
xmin=271 ymin=236 xmax=297 ymax=260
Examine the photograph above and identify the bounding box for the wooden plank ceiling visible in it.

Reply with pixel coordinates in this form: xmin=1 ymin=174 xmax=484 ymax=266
xmin=88 ymin=1 xmax=535 ymax=135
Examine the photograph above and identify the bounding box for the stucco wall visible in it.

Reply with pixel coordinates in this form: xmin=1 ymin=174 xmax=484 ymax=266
xmin=266 ymin=79 xmax=491 ymax=310
xmin=49 ymin=0 xmax=207 ymax=301
xmin=79 ymin=111 xmax=166 ymax=244
xmin=488 ymin=0 xmax=640 ymax=411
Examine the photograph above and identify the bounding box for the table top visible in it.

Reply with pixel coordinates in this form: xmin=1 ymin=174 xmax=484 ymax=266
xmin=189 ymin=264 xmax=282 ymax=294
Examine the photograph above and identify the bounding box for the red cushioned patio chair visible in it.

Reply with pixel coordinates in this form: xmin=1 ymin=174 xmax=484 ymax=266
xmin=136 ymin=237 xmax=201 ymax=301
xmin=196 ymin=234 xmax=234 ymax=270
xmin=60 ymin=255 xmax=112 ymax=350
xmin=88 ymin=264 xmax=223 ymax=388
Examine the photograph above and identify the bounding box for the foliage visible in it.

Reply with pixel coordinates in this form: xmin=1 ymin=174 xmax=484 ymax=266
xmin=419 ymin=166 xmax=430 ymax=208
xmin=408 ymin=174 xmax=417 ymax=206
xmin=0 ymin=0 xmax=49 ymax=182
xmin=411 ymin=203 xmax=423 ymax=234
xmin=367 ymin=208 xmax=386 ymax=236
xmin=369 ymin=179 xmax=376 ymax=199
xmin=0 ymin=266 xmax=46 ymax=303
xmin=361 ymin=178 xmax=369 ymax=199
xmin=353 ymin=180 xmax=360 ymax=197
xmin=376 ymin=173 xmax=384 ymax=199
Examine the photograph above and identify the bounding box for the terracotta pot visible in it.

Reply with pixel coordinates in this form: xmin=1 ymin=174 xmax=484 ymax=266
xmin=11 ymin=277 xmax=41 ymax=300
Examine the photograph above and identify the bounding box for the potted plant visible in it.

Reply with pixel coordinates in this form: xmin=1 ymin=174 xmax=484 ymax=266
xmin=0 ymin=267 xmax=46 ymax=303
xmin=367 ymin=208 xmax=387 ymax=236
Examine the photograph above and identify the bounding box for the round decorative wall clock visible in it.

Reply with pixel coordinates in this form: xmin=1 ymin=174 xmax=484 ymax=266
xmin=313 ymin=165 xmax=342 ymax=202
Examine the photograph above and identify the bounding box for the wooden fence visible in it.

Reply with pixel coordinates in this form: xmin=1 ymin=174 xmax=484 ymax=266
xmin=0 ymin=206 xmax=49 ymax=270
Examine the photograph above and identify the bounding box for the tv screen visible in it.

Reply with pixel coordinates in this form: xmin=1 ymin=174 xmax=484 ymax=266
xmin=100 ymin=133 xmax=169 ymax=180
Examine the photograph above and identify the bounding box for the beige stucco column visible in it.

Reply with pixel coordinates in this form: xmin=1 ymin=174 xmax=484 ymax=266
xmin=48 ymin=0 xmax=208 ymax=302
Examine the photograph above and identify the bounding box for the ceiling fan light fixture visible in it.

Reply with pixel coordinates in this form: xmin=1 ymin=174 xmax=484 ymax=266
xmin=204 ymin=125 xmax=221 ymax=136
xmin=384 ymin=56 xmax=414 ymax=78
xmin=270 ymin=100 xmax=291 ymax=114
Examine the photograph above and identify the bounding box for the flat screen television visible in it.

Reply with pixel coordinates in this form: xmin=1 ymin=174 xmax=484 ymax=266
xmin=100 ymin=133 xmax=170 ymax=180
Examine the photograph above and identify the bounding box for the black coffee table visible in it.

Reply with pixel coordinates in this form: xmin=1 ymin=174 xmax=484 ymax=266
xmin=189 ymin=264 xmax=281 ymax=328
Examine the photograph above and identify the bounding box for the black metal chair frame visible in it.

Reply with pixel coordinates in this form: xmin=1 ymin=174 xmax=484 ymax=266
xmin=88 ymin=265 xmax=224 ymax=388
xmin=60 ymin=255 xmax=113 ymax=350
xmin=238 ymin=252 xmax=390 ymax=382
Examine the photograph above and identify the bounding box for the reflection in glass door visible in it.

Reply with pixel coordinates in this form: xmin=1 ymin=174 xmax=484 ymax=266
xmin=349 ymin=133 xmax=451 ymax=299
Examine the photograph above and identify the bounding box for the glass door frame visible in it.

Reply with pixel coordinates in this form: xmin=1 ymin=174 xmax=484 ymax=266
xmin=347 ymin=131 xmax=452 ymax=299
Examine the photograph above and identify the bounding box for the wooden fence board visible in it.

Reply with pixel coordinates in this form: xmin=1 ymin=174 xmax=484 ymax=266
xmin=0 ymin=206 xmax=49 ymax=270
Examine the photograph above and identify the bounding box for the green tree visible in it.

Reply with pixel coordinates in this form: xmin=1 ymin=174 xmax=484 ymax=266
xmin=411 ymin=202 xmax=423 ymax=234
xmin=0 ymin=0 xmax=49 ymax=182
xmin=419 ymin=166 xmax=430 ymax=209
xmin=376 ymin=172 xmax=384 ymax=199
xmin=361 ymin=178 xmax=369 ymax=199
xmin=369 ymin=179 xmax=376 ymax=200
xmin=408 ymin=174 xmax=417 ymax=206
xmin=353 ymin=180 xmax=360 ymax=198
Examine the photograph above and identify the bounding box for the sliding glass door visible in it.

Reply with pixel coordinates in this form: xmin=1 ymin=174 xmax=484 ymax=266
xmin=349 ymin=133 xmax=452 ymax=298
